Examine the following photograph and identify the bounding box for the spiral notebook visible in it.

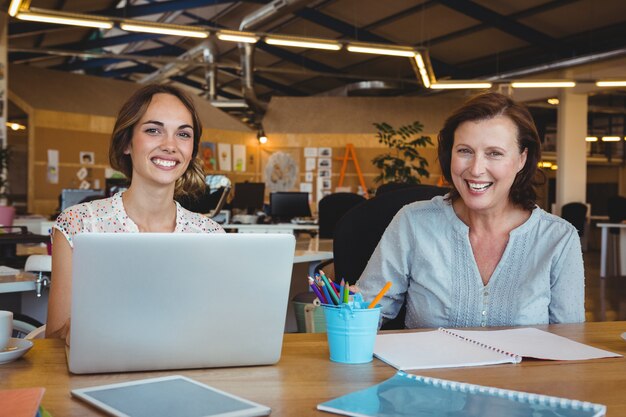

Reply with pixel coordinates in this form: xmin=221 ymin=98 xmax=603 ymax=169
xmin=318 ymin=371 xmax=606 ymax=417
xmin=374 ymin=327 xmax=621 ymax=370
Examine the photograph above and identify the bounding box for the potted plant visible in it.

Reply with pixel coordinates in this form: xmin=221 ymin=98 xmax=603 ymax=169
xmin=371 ymin=121 xmax=432 ymax=185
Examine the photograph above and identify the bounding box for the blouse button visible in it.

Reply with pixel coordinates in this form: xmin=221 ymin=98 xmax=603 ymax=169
xmin=481 ymin=310 xmax=487 ymax=316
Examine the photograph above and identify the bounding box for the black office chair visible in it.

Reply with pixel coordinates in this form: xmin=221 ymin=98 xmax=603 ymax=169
xmin=317 ymin=193 xmax=366 ymax=239
xmin=607 ymin=196 xmax=626 ymax=227
xmin=332 ymin=184 xmax=449 ymax=330
xmin=177 ymin=186 xmax=230 ymax=216
xmin=561 ymin=202 xmax=588 ymax=237
xmin=376 ymin=182 xmax=421 ymax=195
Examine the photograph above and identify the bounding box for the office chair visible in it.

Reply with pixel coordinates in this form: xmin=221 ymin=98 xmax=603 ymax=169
xmin=333 ymin=184 xmax=449 ymax=330
xmin=375 ymin=182 xmax=420 ymax=195
xmin=561 ymin=202 xmax=588 ymax=236
xmin=177 ymin=186 xmax=230 ymax=217
xmin=317 ymin=193 xmax=366 ymax=239
xmin=207 ymin=185 xmax=231 ymax=219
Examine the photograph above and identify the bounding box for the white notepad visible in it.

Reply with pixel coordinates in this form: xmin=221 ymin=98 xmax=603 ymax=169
xmin=374 ymin=327 xmax=621 ymax=370
xmin=318 ymin=371 xmax=606 ymax=417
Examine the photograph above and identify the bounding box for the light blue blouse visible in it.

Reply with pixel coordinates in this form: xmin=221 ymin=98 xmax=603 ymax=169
xmin=356 ymin=195 xmax=585 ymax=328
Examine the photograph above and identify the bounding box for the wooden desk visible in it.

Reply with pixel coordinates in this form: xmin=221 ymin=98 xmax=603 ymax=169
xmin=1 ymin=322 xmax=625 ymax=416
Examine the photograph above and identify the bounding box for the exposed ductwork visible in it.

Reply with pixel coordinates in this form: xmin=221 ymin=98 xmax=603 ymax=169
xmin=486 ymin=48 xmax=626 ymax=81
xmin=203 ymin=41 xmax=217 ymax=101
xmin=137 ymin=42 xmax=209 ymax=85
xmin=238 ymin=0 xmax=314 ymax=122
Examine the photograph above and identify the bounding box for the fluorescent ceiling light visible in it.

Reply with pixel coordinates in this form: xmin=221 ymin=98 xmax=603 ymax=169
xmin=585 ymin=136 xmax=598 ymax=142
xmin=8 ymin=0 xmax=22 ymax=17
xmin=265 ymin=35 xmax=341 ymax=50
xmin=121 ymin=22 xmax=207 ymax=38
xmin=601 ymin=136 xmax=621 ymax=142
xmin=430 ymin=82 xmax=492 ymax=89
xmin=17 ymin=10 xmax=113 ymax=29
xmin=511 ymin=81 xmax=576 ymax=88
xmin=347 ymin=44 xmax=416 ymax=57
xmin=217 ymin=30 xmax=258 ymax=44
xmin=596 ymin=81 xmax=626 ymax=87
xmin=210 ymin=100 xmax=249 ymax=109
xmin=413 ymin=53 xmax=431 ymax=88
xmin=547 ymin=98 xmax=559 ymax=105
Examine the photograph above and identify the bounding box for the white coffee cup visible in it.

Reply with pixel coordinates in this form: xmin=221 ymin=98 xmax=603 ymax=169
xmin=0 ymin=310 xmax=13 ymax=351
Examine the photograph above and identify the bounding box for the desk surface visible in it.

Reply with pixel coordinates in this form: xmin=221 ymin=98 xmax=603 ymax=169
xmin=1 ymin=322 xmax=625 ymax=416
xmin=0 ymin=272 xmax=36 ymax=294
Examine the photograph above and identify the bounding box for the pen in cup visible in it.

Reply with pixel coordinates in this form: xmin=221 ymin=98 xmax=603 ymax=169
xmin=367 ymin=281 xmax=392 ymax=309
xmin=308 ymin=276 xmax=326 ymax=304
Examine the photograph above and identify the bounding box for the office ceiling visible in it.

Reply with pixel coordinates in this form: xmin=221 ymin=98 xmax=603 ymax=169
xmin=5 ymin=0 xmax=626 ymax=126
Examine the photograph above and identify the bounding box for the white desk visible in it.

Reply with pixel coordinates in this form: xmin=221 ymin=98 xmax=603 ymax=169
xmin=223 ymin=223 xmax=318 ymax=234
xmin=0 ymin=272 xmax=36 ymax=294
xmin=13 ymin=216 xmax=55 ymax=236
xmin=597 ymin=222 xmax=626 ymax=278
xmin=293 ymin=250 xmax=333 ymax=264
xmin=597 ymin=222 xmax=626 ymax=321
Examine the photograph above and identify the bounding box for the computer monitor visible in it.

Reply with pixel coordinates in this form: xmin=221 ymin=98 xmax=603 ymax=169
xmin=105 ymin=178 xmax=129 ymax=197
xmin=231 ymin=182 xmax=265 ymax=214
xmin=60 ymin=189 xmax=105 ymax=211
xmin=270 ymin=192 xmax=312 ymax=223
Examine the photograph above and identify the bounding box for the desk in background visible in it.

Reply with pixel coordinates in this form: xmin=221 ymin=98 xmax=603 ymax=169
xmin=0 ymin=272 xmax=48 ymax=327
xmin=597 ymin=223 xmax=626 ymax=278
xmin=286 ymin=238 xmax=333 ymax=332
xmin=223 ymin=223 xmax=318 ymax=235
xmin=597 ymin=223 xmax=626 ymax=321
xmin=1 ymin=322 xmax=625 ymax=416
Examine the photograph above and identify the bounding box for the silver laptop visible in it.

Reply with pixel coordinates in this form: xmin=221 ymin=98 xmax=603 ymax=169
xmin=68 ymin=233 xmax=296 ymax=374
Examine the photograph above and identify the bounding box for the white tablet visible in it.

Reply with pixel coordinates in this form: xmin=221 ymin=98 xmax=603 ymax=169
xmin=71 ymin=375 xmax=271 ymax=417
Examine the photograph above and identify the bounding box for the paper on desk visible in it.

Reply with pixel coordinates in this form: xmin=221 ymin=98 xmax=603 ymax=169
xmin=449 ymin=327 xmax=622 ymax=361
xmin=0 ymin=266 xmax=20 ymax=276
xmin=374 ymin=327 xmax=622 ymax=371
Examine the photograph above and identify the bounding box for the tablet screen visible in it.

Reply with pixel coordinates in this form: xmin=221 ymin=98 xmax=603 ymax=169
xmin=71 ymin=376 xmax=271 ymax=417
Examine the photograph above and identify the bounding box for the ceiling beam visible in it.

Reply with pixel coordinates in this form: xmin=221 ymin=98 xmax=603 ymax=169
xmin=49 ymin=46 xmax=179 ymax=72
xmin=459 ymin=21 xmax=626 ymax=78
xmin=293 ymin=8 xmax=390 ymax=44
xmin=436 ymin=0 xmax=561 ymax=49
xmin=9 ymin=33 xmax=163 ymax=63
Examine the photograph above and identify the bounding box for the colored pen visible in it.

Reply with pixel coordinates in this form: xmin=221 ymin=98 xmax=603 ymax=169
xmin=367 ymin=281 xmax=392 ymax=309
xmin=343 ymin=279 xmax=350 ymax=304
xmin=308 ymin=276 xmax=326 ymax=304
xmin=331 ymin=280 xmax=354 ymax=295
xmin=320 ymin=270 xmax=341 ymax=298
xmin=320 ymin=282 xmax=335 ymax=305
xmin=339 ymin=279 xmax=345 ymax=304
xmin=319 ymin=272 xmax=340 ymax=305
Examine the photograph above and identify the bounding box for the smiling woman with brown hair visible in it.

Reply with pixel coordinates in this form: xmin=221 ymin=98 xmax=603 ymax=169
xmin=47 ymin=85 xmax=224 ymax=339
xmin=356 ymin=92 xmax=584 ymax=329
